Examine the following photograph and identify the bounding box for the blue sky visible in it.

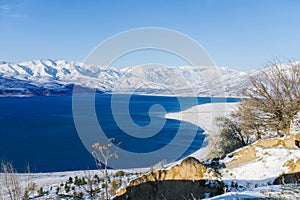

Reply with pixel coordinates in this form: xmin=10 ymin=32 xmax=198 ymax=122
xmin=0 ymin=0 xmax=300 ymax=70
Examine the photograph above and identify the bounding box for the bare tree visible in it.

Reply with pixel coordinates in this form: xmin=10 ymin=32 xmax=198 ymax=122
xmin=245 ymin=62 xmax=300 ymax=136
xmin=92 ymin=138 xmax=121 ymax=200
xmin=215 ymin=116 xmax=251 ymax=156
xmin=214 ymin=62 xmax=300 ymax=156
xmin=235 ymin=100 xmax=267 ymax=140
xmin=0 ymin=161 xmax=21 ymax=200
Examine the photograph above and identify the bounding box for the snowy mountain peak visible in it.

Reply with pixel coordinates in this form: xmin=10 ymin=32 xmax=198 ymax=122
xmin=0 ymin=59 xmax=295 ymax=97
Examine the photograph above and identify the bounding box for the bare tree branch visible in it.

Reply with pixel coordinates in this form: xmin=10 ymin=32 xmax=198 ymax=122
xmin=245 ymin=61 xmax=300 ymax=136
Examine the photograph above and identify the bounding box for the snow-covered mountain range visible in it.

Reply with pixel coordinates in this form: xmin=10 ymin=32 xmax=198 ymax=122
xmin=0 ymin=59 xmax=278 ymax=96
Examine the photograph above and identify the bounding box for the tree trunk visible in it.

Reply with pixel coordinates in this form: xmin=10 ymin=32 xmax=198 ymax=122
xmin=283 ymin=126 xmax=291 ymax=136
xmin=283 ymin=119 xmax=292 ymax=136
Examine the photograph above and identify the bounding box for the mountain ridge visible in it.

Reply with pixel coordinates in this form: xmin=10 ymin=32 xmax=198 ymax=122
xmin=0 ymin=59 xmax=292 ymax=97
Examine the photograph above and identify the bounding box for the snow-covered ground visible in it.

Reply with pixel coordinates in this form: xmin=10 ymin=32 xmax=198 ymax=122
xmin=208 ymin=184 xmax=300 ymax=199
xmin=221 ymin=147 xmax=300 ymax=182
xmin=166 ymin=102 xmax=300 ymax=199
xmin=166 ymin=102 xmax=238 ymax=160
xmin=165 ymin=102 xmax=238 ymax=132
xmin=0 ymin=168 xmax=148 ymax=199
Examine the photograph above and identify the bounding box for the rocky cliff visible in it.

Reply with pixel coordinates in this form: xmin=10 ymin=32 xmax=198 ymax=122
xmin=114 ymin=157 xmax=224 ymax=200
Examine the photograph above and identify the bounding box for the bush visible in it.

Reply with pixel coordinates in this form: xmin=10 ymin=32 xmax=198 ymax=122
xmin=215 ymin=116 xmax=251 ymax=156
xmin=65 ymin=185 xmax=70 ymax=193
xmin=56 ymin=186 xmax=60 ymax=195
xmin=74 ymin=176 xmax=86 ymax=186
xmin=94 ymin=174 xmax=101 ymax=183
xmin=67 ymin=176 xmax=73 ymax=184
xmin=115 ymin=170 xmax=125 ymax=177
xmin=111 ymin=179 xmax=118 ymax=189
xmin=22 ymin=190 xmax=29 ymax=200
xmin=73 ymin=191 xmax=84 ymax=199
xmin=109 ymin=179 xmax=119 ymax=196
xmin=102 ymin=183 xmax=108 ymax=189
xmin=37 ymin=187 xmax=44 ymax=196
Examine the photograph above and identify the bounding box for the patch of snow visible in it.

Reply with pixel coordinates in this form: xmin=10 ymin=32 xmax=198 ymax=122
xmin=208 ymin=191 xmax=263 ymax=199
xmin=221 ymin=147 xmax=300 ymax=182
xmin=209 ymin=184 xmax=300 ymax=199
xmin=165 ymin=102 xmax=238 ymax=160
xmin=165 ymin=102 xmax=238 ymax=131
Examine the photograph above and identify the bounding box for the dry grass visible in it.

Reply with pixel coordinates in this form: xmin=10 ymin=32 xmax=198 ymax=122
xmin=0 ymin=161 xmax=21 ymax=200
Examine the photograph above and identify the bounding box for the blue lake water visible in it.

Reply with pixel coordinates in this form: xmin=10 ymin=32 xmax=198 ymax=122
xmin=0 ymin=94 xmax=240 ymax=172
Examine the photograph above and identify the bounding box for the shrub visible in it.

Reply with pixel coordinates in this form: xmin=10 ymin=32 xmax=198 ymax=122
xmin=37 ymin=187 xmax=44 ymax=196
xmin=67 ymin=177 xmax=73 ymax=184
xmin=56 ymin=186 xmax=60 ymax=195
xmin=115 ymin=170 xmax=125 ymax=177
xmin=22 ymin=190 xmax=29 ymax=200
xmin=65 ymin=185 xmax=70 ymax=193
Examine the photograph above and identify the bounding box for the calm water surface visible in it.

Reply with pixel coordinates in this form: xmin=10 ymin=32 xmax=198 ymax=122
xmin=0 ymin=94 xmax=240 ymax=172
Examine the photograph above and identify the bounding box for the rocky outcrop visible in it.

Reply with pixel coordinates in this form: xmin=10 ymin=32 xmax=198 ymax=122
xmin=225 ymin=133 xmax=300 ymax=168
xmin=255 ymin=133 xmax=300 ymax=149
xmin=284 ymin=157 xmax=300 ymax=174
xmin=115 ymin=134 xmax=300 ymax=200
xmin=225 ymin=145 xmax=257 ymax=168
xmin=114 ymin=157 xmax=224 ymax=200
xmin=273 ymin=172 xmax=300 ymax=185
xmin=114 ymin=180 xmax=224 ymax=200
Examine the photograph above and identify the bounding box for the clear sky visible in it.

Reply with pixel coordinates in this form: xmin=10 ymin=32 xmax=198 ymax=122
xmin=0 ymin=0 xmax=300 ymax=71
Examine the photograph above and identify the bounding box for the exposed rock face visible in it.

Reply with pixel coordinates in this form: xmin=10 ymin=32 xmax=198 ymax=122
xmin=225 ymin=133 xmax=300 ymax=169
xmin=220 ymin=133 xmax=300 ymax=185
xmin=114 ymin=157 xmax=224 ymax=200
xmin=114 ymin=180 xmax=224 ymax=200
xmin=255 ymin=134 xmax=300 ymax=149
xmin=225 ymin=145 xmax=257 ymax=168
xmin=115 ymin=134 xmax=300 ymax=200
xmin=284 ymin=157 xmax=300 ymax=173
xmin=273 ymin=172 xmax=300 ymax=185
